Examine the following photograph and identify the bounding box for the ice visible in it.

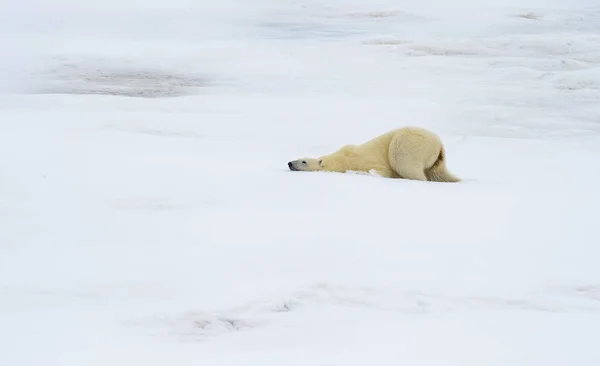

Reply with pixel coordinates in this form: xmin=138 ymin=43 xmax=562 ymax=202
xmin=1 ymin=0 xmax=600 ymax=365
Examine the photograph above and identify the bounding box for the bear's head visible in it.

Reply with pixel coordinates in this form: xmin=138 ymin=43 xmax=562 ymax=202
xmin=287 ymin=158 xmax=324 ymax=172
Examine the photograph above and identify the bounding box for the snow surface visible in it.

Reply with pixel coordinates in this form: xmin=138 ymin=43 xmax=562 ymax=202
xmin=1 ymin=0 xmax=600 ymax=365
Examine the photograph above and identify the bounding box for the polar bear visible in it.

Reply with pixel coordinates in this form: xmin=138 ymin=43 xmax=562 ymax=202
xmin=287 ymin=126 xmax=460 ymax=182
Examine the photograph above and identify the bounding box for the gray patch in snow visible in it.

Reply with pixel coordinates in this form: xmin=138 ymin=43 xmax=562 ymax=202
xmin=30 ymin=59 xmax=212 ymax=98
xmin=194 ymin=317 xmax=250 ymax=332
xmin=575 ymin=285 xmax=600 ymax=301
xmin=272 ymin=301 xmax=294 ymax=312
xmin=516 ymin=12 xmax=544 ymax=20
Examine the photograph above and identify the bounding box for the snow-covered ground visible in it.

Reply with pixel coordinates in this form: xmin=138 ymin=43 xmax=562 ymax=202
xmin=1 ymin=0 xmax=600 ymax=365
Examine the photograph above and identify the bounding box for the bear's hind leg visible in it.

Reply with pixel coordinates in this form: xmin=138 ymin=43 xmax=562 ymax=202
xmin=393 ymin=163 xmax=427 ymax=181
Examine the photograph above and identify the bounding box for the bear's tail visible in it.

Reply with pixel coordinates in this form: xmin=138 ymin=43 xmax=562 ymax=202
xmin=426 ymin=146 xmax=460 ymax=183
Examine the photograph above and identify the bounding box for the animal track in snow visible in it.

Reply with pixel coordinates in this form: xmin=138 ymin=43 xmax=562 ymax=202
xmin=139 ymin=283 xmax=600 ymax=342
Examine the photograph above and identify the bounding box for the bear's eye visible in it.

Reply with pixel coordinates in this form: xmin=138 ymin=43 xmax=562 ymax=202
xmin=302 ymin=161 xmax=306 ymax=164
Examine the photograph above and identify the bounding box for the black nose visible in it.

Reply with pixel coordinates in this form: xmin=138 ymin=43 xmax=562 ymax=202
xmin=288 ymin=162 xmax=293 ymax=168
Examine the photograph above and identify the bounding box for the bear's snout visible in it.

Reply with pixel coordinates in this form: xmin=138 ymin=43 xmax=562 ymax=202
xmin=288 ymin=161 xmax=298 ymax=171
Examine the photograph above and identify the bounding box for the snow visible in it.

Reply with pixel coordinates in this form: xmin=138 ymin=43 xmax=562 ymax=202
xmin=1 ymin=0 xmax=600 ymax=365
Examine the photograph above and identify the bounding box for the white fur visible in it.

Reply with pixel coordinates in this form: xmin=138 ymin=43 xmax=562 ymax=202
xmin=288 ymin=127 xmax=460 ymax=182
